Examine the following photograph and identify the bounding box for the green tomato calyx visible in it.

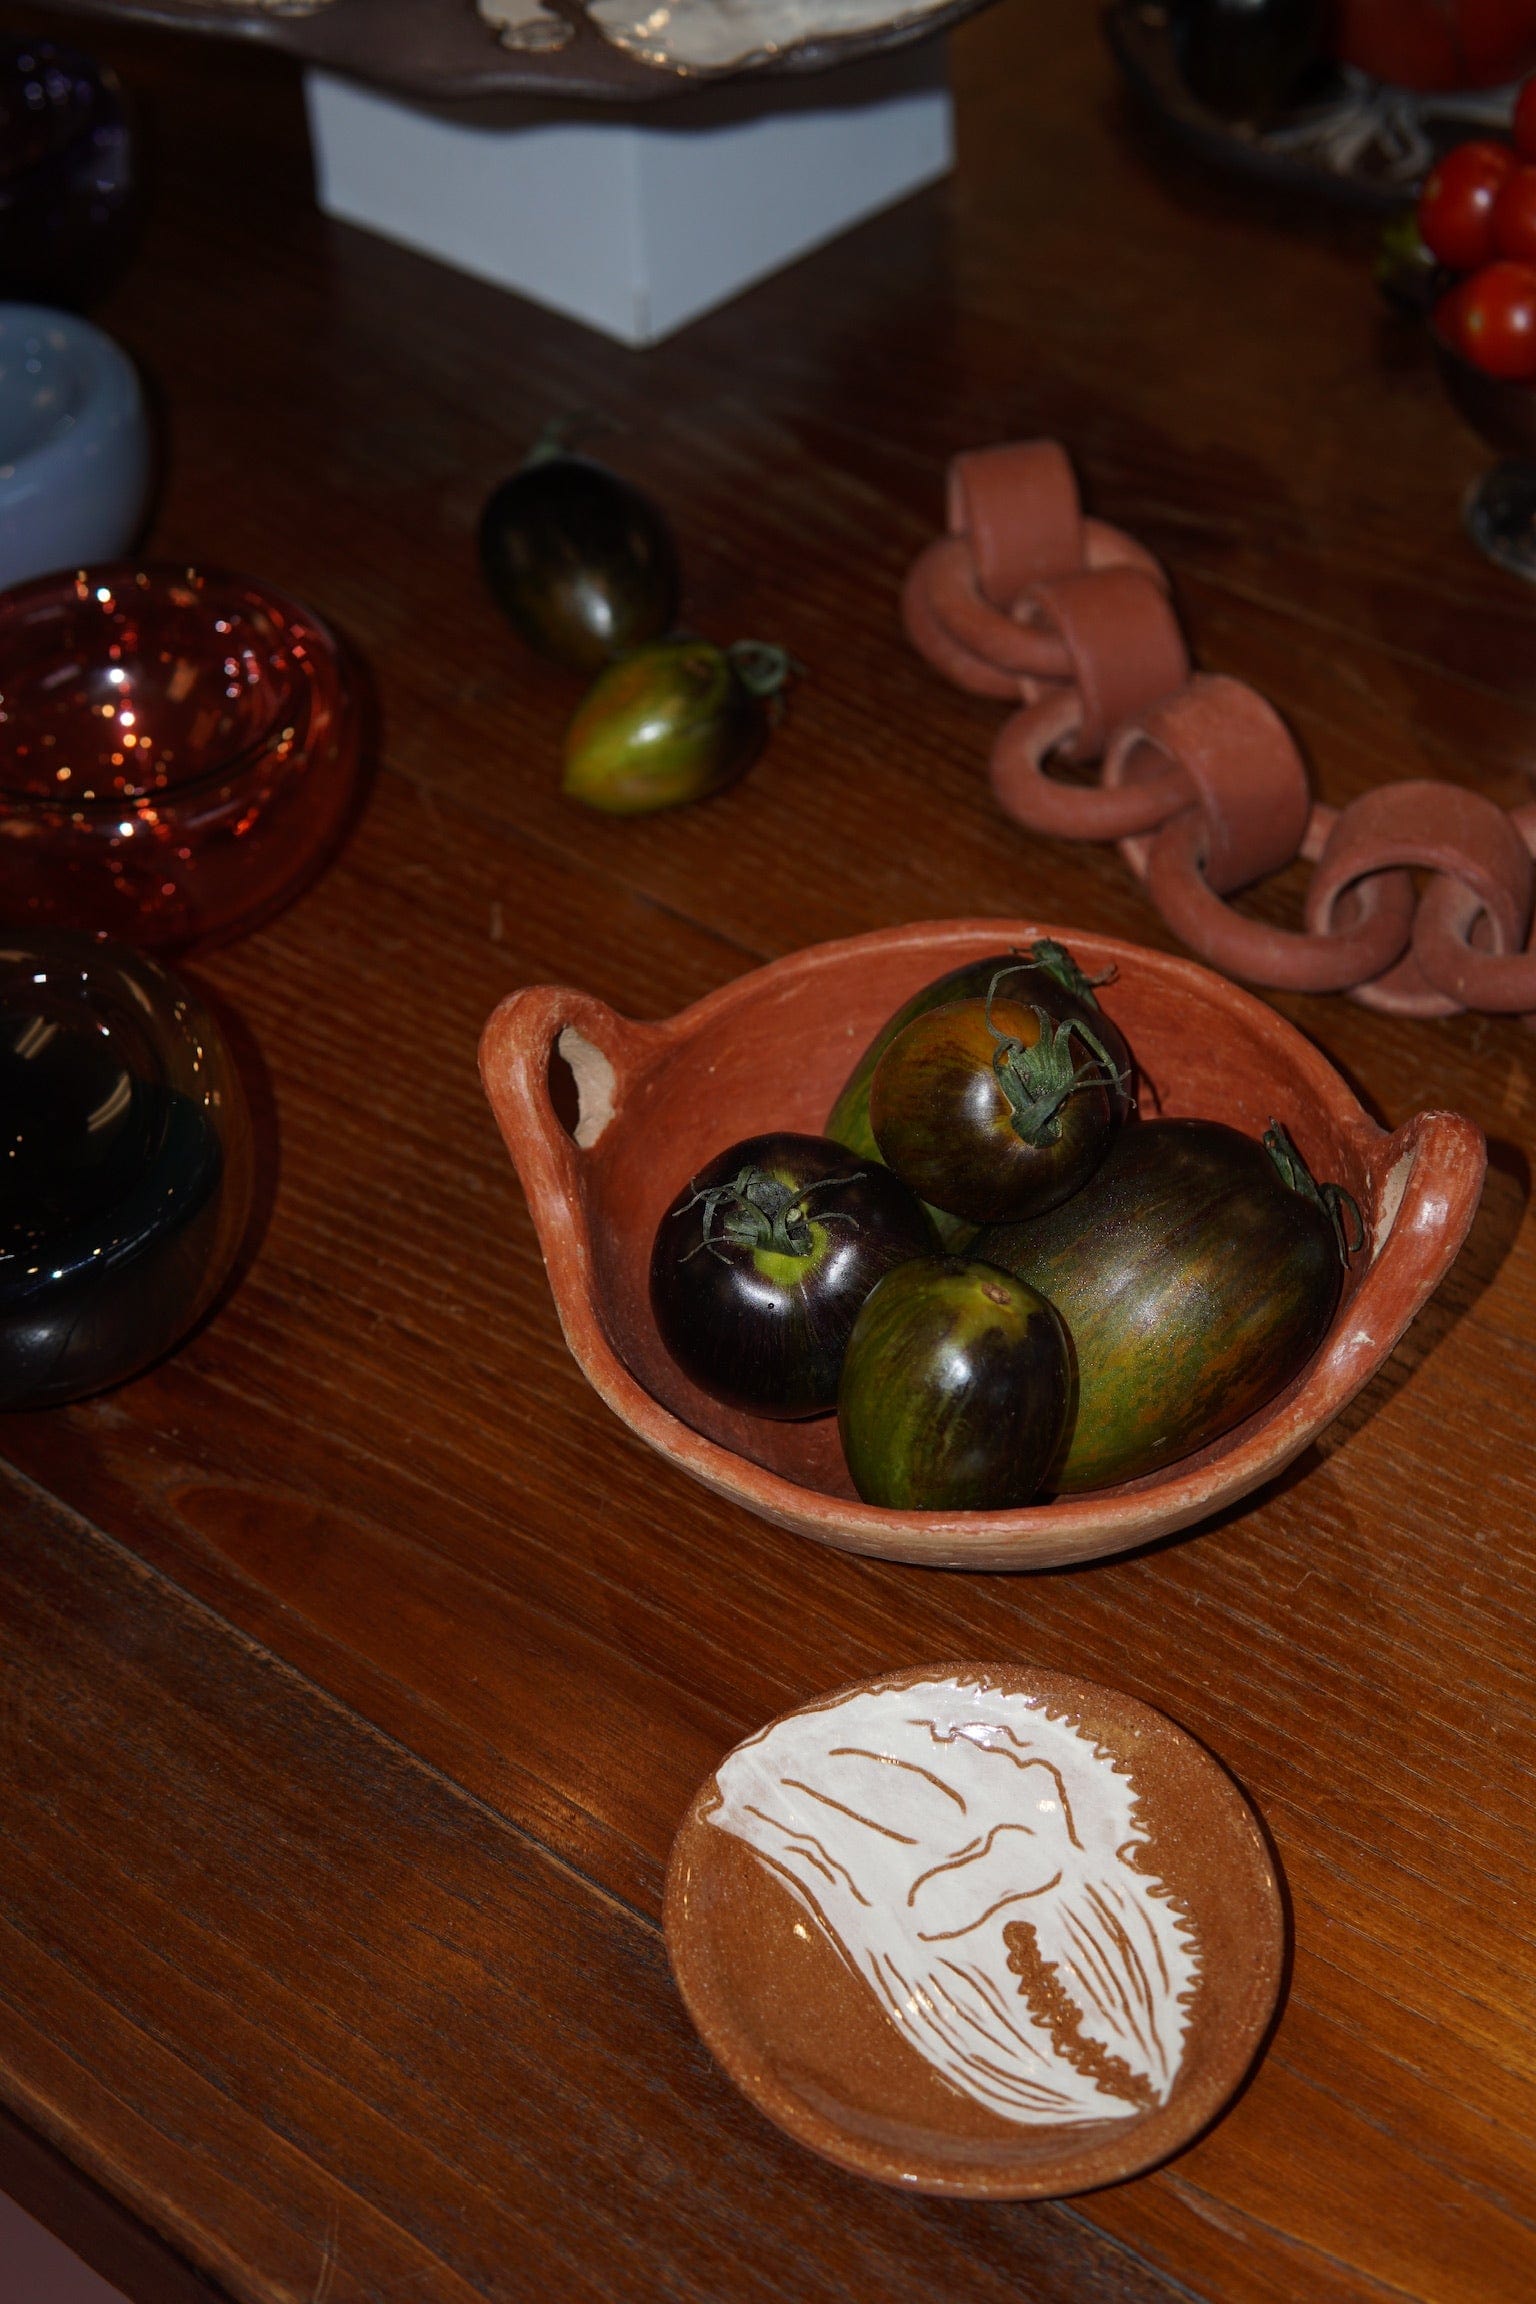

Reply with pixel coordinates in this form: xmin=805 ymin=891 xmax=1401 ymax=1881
xmin=522 ymin=409 xmax=602 ymax=469
xmin=1263 ymin=1121 xmax=1365 ymax=1265
xmin=681 ymin=1164 xmax=859 ymax=1263
xmin=725 ymin=641 xmax=793 ymax=702
xmin=1022 ymin=939 xmax=1115 ymax=1012
xmin=984 ymin=968 xmax=1128 ymax=1148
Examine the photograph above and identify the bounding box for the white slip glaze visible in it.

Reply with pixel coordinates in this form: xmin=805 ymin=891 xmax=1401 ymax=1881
xmin=587 ymin=0 xmax=954 ymax=71
xmin=707 ymin=1675 xmax=1200 ymax=2125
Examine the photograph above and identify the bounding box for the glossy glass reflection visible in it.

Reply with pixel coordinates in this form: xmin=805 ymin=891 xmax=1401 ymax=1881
xmin=0 ymin=41 xmax=137 ymax=309
xmin=0 ymin=564 xmax=359 ymax=948
xmin=0 ymin=929 xmax=253 ymax=1406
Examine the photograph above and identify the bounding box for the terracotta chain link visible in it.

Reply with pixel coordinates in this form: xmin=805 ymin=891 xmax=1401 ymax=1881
xmin=903 ymin=440 xmax=1536 ymax=1023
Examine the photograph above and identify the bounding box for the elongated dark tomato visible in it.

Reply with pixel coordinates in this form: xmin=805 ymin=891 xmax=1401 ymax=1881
xmin=826 ymin=942 xmax=1133 ymax=1166
xmin=838 ymin=1257 xmax=1070 ymax=1511
xmin=975 ymin=1119 xmax=1349 ymax=1491
xmin=478 ymin=450 xmax=680 ymax=673
xmin=870 ymin=995 xmax=1122 ymax=1225
xmin=650 ymin=1132 xmax=936 ymax=1420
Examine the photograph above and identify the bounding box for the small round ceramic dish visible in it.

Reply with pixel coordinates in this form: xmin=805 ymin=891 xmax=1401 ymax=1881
xmin=0 ymin=928 xmax=253 ymax=1407
xmin=0 ymin=563 xmax=359 ymax=950
xmin=0 ymin=305 xmax=149 ymax=590
xmin=666 ymin=1663 xmax=1285 ymax=2197
xmin=478 ymin=918 xmax=1485 ymax=1571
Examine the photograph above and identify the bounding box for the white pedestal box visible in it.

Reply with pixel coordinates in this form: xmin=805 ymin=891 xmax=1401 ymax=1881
xmin=304 ymin=47 xmax=952 ymax=347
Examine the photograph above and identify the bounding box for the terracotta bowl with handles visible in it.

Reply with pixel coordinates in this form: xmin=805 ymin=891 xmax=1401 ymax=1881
xmin=478 ymin=919 xmax=1485 ymax=1571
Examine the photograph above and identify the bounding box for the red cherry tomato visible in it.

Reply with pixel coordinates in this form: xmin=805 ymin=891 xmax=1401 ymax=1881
xmin=1493 ymin=162 xmax=1536 ymax=260
xmin=1435 ymin=259 xmax=1536 ymax=380
xmin=1418 ymin=141 xmax=1516 ymax=271
xmin=1336 ymin=1 xmax=1536 ymax=90
xmin=1516 ymin=72 xmax=1536 ymax=160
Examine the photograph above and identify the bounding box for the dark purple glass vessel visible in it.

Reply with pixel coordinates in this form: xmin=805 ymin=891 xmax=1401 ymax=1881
xmin=0 ymin=39 xmax=137 ymax=308
xmin=1 ymin=929 xmax=253 ymax=1407
xmin=0 ymin=564 xmax=360 ymax=950
xmin=1435 ymin=342 xmax=1536 ymax=585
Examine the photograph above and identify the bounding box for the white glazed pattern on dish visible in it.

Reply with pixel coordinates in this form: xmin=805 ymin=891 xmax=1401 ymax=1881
xmin=707 ymin=1675 xmax=1201 ymax=2126
xmin=585 ymin=0 xmax=954 ymax=71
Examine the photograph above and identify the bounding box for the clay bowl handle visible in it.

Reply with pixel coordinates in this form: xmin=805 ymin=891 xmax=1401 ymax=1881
xmin=478 ymin=982 xmax=662 ymax=1267
xmin=1323 ymin=1106 xmax=1486 ymax=1400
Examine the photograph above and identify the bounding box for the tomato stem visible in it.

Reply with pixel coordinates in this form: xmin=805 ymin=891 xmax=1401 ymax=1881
xmin=1262 ymin=1122 xmax=1365 ymax=1264
xmin=726 ymin=641 xmax=793 ymax=701
xmin=679 ymin=1163 xmax=860 ymax=1261
xmin=522 ymin=409 xmax=605 ymax=468
xmin=983 ymin=968 xmax=1128 ymax=1147
xmin=1023 ymin=939 xmax=1116 ymax=1013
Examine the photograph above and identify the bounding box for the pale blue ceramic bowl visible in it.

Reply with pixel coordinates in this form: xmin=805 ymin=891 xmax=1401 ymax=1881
xmin=0 ymin=304 xmax=148 ymax=590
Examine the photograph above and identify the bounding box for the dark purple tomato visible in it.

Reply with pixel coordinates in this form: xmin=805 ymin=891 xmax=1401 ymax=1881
xmin=975 ymin=1118 xmax=1362 ymax=1492
xmin=650 ymin=1132 xmax=936 ymax=1419
xmin=478 ymin=439 xmax=681 ymax=674
xmin=869 ymin=984 xmax=1127 ymax=1226
xmin=838 ymin=1257 xmax=1070 ymax=1511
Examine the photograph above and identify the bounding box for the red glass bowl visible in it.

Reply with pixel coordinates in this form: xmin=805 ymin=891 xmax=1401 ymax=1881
xmin=0 ymin=564 xmax=359 ymax=949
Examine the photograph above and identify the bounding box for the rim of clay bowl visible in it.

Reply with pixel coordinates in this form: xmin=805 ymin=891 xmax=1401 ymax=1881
xmin=664 ymin=1662 xmax=1286 ymax=2196
xmin=479 ymin=918 xmax=1486 ymax=1571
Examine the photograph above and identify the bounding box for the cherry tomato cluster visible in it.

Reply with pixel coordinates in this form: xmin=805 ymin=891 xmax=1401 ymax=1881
xmin=1422 ymin=78 xmax=1536 ymax=378
xmin=648 ymin=943 xmax=1362 ymax=1514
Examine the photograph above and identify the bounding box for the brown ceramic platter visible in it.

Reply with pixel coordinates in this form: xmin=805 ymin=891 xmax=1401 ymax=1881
xmin=478 ymin=917 xmax=1485 ymax=1571
xmin=1105 ymin=0 xmax=1464 ymax=213
xmin=38 ymin=0 xmax=998 ymax=104
xmin=665 ymin=1663 xmax=1286 ymax=2197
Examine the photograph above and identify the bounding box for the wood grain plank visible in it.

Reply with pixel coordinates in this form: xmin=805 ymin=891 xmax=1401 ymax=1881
xmin=1 ymin=3 xmax=1534 ymax=2299
xmin=0 ymin=1476 xmax=1197 ymax=2304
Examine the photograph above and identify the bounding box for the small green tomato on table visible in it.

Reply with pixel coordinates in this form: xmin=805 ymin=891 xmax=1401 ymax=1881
xmin=563 ymin=638 xmax=790 ymax=817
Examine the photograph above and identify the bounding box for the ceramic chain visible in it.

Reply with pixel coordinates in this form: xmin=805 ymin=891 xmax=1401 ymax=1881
xmin=903 ymin=440 xmax=1536 ymax=1023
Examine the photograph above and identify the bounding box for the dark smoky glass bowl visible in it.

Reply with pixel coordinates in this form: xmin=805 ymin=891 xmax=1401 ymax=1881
xmin=0 ymin=39 xmax=138 ymax=308
xmin=0 ymin=928 xmax=253 ymax=1407
xmin=0 ymin=563 xmax=360 ymax=950
xmin=1434 ymin=340 xmax=1536 ymax=584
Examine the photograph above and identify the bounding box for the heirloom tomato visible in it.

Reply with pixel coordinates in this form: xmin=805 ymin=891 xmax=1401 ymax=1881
xmin=838 ymin=1257 xmax=1070 ymax=1512
xmin=869 ymin=972 xmax=1127 ymax=1226
xmin=649 ymin=1132 xmax=935 ymax=1420
xmin=478 ymin=435 xmax=681 ymax=674
xmin=563 ymin=638 xmax=788 ymax=816
xmin=826 ymin=942 xmax=1133 ymax=1243
xmin=975 ymin=1119 xmax=1361 ymax=1492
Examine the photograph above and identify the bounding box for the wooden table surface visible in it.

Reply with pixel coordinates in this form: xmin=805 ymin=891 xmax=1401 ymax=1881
xmin=4 ymin=6 xmax=1536 ymax=2299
